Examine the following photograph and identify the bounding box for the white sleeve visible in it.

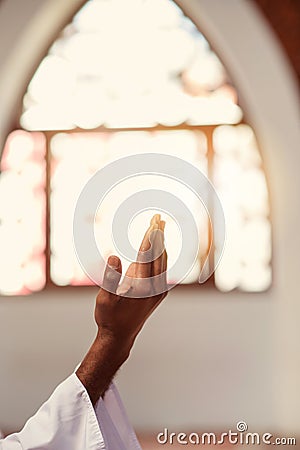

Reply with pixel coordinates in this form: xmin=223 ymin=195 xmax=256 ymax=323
xmin=0 ymin=374 xmax=141 ymax=450
xmin=96 ymin=383 xmax=142 ymax=450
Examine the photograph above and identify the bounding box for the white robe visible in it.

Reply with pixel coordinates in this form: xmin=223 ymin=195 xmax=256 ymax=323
xmin=0 ymin=373 xmax=142 ymax=450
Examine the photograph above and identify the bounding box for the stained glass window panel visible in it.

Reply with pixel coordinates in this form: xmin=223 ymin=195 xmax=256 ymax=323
xmin=213 ymin=125 xmax=272 ymax=291
xmin=0 ymin=131 xmax=46 ymax=295
xmin=50 ymin=130 xmax=208 ymax=286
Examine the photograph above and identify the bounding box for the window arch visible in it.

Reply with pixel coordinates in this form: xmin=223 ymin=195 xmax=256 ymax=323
xmin=0 ymin=0 xmax=271 ymax=295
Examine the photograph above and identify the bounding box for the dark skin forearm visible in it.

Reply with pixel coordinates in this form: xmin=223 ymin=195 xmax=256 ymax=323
xmin=76 ymin=331 xmax=131 ymax=405
xmin=76 ymin=215 xmax=167 ymax=406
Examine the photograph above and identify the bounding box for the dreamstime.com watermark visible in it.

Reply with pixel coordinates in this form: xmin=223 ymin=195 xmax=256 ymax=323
xmin=157 ymin=422 xmax=297 ymax=446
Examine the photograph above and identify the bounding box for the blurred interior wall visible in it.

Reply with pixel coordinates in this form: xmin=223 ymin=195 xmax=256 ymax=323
xmin=253 ymin=0 xmax=300 ymax=84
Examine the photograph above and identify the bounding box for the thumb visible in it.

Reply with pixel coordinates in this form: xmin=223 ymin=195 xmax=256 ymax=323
xmin=102 ymin=255 xmax=122 ymax=294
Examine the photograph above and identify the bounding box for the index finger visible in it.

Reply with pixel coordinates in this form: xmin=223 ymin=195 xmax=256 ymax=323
xmin=135 ymin=224 xmax=154 ymax=279
xmin=152 ymin=220 xmax=167 ymax=292
xmin=135 ymin=214 xmax=160 ymax=278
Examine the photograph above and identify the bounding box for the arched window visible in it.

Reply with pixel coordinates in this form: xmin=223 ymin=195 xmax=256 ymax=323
xmin=0 ymin=0 xmax=271 ymax=295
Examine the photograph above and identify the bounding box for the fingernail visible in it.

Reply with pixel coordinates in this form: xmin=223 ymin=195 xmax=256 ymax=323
xmin=108 ymin=255 xmax=119 ymax=269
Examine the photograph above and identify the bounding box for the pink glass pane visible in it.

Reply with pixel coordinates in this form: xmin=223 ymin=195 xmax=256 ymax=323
xmin=0 ymin=130 xmax=46 ymax=295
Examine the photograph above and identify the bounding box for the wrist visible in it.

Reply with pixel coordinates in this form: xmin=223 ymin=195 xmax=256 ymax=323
xmin=75 ymin=329 xmax=131 ymax=405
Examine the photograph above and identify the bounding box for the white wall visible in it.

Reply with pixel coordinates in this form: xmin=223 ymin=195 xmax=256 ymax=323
xmin=0 ymin=288 xmax=276 ymax=431
xmin=0 ymin=0 xmax=299 ymax=435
